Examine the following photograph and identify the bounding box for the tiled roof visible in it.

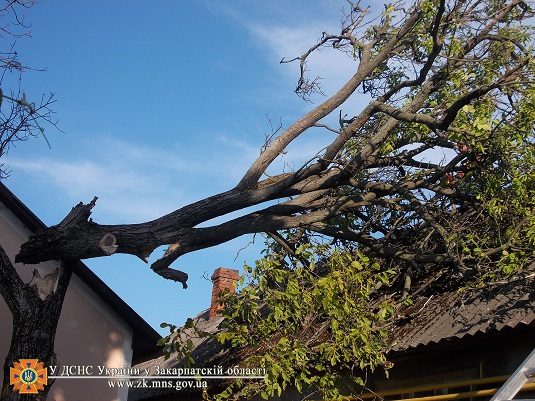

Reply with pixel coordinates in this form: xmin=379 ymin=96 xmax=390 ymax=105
xmin=134 ymin=311 xmax=225 ymax=374
xmin=129 ymin=312 xmax=226 ymax=401
xmin=391 ymin=269 xmax=535 ymax=351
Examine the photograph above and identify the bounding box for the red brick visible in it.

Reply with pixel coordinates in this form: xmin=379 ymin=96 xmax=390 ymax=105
xmin=209 ymin=267 xmax=239 ymax=318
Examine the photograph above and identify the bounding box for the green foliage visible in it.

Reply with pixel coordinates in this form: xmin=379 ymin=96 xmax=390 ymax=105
xmin=210 ymin=246 xmax=395 ymax=400
xmin=341 ymin=0 xmax=535 ymax=282
xmin=443 ymin=78 xmax=535 ymax=278
xmin=158 ymin=318 xmax=212 ymax=367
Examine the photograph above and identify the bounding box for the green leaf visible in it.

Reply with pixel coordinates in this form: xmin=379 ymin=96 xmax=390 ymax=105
xmin=462 ymin=104 xmax=476 ymax=113
xmin=295 ymin=379 xmax=302 ymax=393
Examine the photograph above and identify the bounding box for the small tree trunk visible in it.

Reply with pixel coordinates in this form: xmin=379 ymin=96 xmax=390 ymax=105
xmin=2 ymin=308 xmax=57 ymax=401
xmin=0 ymin=249 xmax=72 ymax=401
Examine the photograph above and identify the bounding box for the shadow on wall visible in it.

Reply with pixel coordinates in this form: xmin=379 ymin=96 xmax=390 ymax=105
xmin=49 ymin=288 xmax=127 ymax=401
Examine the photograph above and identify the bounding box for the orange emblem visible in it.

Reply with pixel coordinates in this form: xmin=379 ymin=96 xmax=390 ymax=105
xmin=9 ymin=359 xmax=48 ymax=394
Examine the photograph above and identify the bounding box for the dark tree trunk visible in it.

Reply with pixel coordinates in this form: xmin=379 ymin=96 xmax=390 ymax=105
xmin=0 ymin=244 xmax=72 ymax=401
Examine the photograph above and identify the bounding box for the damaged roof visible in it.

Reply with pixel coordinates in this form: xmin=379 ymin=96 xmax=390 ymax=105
xmin=129 ymin=264 xmax=535 ymax=400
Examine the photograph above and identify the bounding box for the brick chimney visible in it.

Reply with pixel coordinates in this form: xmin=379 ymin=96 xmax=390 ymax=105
xmin=210 ymin=267 xmax=239 ymax=318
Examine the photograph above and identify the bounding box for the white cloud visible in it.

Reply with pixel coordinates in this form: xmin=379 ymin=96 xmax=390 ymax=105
xmin=6 ymin=133 xmax=265 ymax=223
xmin=252 ymin=25 xmax=360 ymax=99
xmin=242 ymin=1 xmax=364 ymax=100
xmin=8 ymin=157 xmax=181 ymax=222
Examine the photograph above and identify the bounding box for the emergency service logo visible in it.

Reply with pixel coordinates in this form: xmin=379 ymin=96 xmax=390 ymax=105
xmin=9 ymin=359 xmax=48 ymax=394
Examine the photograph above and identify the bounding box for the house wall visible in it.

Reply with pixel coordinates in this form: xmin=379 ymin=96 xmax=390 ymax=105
xmin=0 ymin=200 xmax=134 ymax=401
xmin=370 ymin=326 xmax=535 ymax=399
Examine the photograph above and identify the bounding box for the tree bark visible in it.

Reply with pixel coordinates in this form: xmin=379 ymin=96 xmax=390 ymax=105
xmin=0 ymin=244 xmax=72 ymax=401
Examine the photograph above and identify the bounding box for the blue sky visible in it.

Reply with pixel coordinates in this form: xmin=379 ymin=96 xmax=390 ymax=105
xmin=2 ymin=0 xmax=365 ymax=334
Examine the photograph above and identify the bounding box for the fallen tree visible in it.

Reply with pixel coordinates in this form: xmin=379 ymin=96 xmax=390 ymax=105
xmin=17 ymin=0 xmax=535 ymax=290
